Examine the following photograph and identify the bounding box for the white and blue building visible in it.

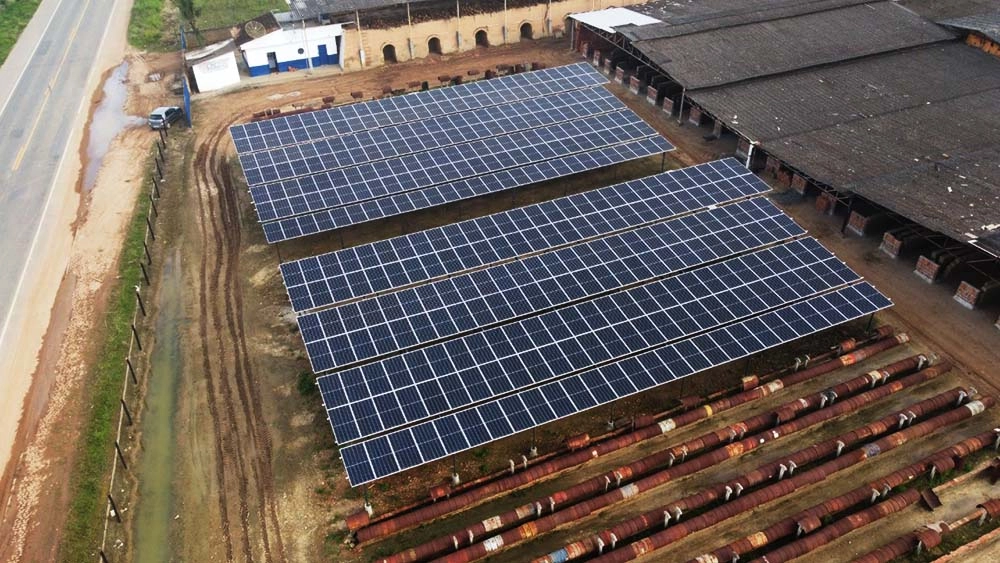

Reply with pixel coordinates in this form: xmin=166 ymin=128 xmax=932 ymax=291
xmin=240 ymin=24 xmax=343 ymax=77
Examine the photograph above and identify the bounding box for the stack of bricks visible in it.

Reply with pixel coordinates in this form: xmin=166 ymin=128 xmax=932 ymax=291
xmin=775 ymin=168 xmax=792 ymax=188
xmin=735 ymin=138 xmax=751 ymax=161
xmin=954 ymin=280 xmax=1000 ymax=310
xmin=815 ymin=191 xmax=837 ymax=216
xmin=602 ymin=58 xmax=614 ymax=76
xmin=578 ymin=41 xmax=589 ymax=56
xmin=688 ymin=105 xmax=704 ymax=126
xmin=880 ymin=231 xmax=905 ymax=258
xmin=646 ymin=85 xmax=660 ymax=106
xmin=663 ymin=96 xmax=676 ymax=115
xmin=914 ymin=255 xmax=943 ymax=283
xmin=791 ymin=174 xmax=809 ymax=195
xmin=629 ymin=75 xmax=642 ymax=95
xmin=591 ymin=49 xmax=602 ymax=68
xmin=614 ymin=66 xmax=627 ymax=84
xmin=764 ymin=155 xmax=782 ymax=177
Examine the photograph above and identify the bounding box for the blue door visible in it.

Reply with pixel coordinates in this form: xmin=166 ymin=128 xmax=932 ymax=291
xmin=317 ymin=44 xmax=328 ymax=66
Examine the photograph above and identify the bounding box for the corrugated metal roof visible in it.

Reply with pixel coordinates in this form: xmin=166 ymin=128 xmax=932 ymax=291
xmin=764 ymin=89 xmax=1000 ymax=243
xmin=691 ymin=43 xmax=1000 ymax=142
xmin=899 ymin=0 xmax=998 ymax=21
xmin=633 ymin=2 xmax=955 ymax=89
xmin=939 ymin=12 xmax=1000 ymax=43
xmin=289 ymin=0 xmax=436 ymax=18
xmin=621 ymin=0 xmax=871 ymax=41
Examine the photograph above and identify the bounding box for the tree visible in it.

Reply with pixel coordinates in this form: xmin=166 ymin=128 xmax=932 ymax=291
xmin=174 ymin=0 xmax=201 ymax=38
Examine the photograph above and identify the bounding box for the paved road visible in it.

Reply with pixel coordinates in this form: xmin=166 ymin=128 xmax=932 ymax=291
xmin=0 ymin=0 xmax=120 ymax=346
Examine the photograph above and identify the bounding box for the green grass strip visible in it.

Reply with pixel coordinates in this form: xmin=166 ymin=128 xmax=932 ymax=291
xmin=0 ymin=0 xmax=43 ymax=65
xmin=128 ymin=0 xmax=167 ymax=50
xmin=58 ymin=167 xmax=153 ymax=562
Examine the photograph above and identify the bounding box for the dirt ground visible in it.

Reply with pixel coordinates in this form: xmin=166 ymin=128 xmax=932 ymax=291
xmin=7 ymin=33 xmax=1000 ymax=563
xmin=162 ymin=38 xmax=1000 ymax=563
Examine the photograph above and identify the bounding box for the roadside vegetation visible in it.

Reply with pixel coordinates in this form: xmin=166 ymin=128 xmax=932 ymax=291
xmin=59 ymin=158 xmax=154 ymax=562
xmin=128 ymin=0 xmax=287 ymax=51
xmin=0 ymin=0 xmax=42 ymax=65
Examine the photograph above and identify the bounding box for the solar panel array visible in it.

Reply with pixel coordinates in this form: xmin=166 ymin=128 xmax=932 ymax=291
xmin=252 ymin=111 xmax=660 ymax=223
xmin=299 ymin=198 xmax=803 ymax=372
xmin=288 ymin=157 xmax=892 ymax=485
xmin=319 ymin=238 xmax=861 ymax=443
xmin=238 ymin=87 xmax=625 ymax=186
xmin=230 ymin=63 xmax=608 ymax=154
xmin=261 ymin=137 xmax=671 ymax=243
xmin=338 ymin=282 xmax=890 ymax=484
xmin=281 ymin=158 xmax=767 ymax=313
xmin=229 ymin=63 xmax=674 ymax=244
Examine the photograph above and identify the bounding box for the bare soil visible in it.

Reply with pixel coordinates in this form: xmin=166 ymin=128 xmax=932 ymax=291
xmin=11 ymin=36 xmax=999 ymax=563
xmin=169 ymin=39 xmax=1000 ymax=563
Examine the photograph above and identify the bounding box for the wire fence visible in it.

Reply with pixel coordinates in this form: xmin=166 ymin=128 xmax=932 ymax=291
xmin=96 ymin=127 xmax=171 ymax=563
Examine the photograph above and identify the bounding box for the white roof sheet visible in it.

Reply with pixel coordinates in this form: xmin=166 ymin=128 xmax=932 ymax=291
xmin=570 ymin=7 xmax=662 ymax=33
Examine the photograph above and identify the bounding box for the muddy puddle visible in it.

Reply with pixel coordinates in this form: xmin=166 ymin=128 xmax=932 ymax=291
xmin=133 ymin=249 xmax=182 ymax=562
xmin=85 ymin=61 xmax=145 ymax=191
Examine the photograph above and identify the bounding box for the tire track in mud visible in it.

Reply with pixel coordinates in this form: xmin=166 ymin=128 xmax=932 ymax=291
xmin=192 ymin=139 xmax=238 ymax=562
xmin=192 ymin=119 xmax=285 ymax=562
xmin=208 ymin=123 xmax=286 ymax=562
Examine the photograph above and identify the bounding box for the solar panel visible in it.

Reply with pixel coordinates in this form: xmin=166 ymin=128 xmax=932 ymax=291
xmin=337 ymin=282 xmax=891 ymax=485
xmin=299 ymin=197 xmax=803 ymax=372
xmin=239 ymin=87 xmax=626 ymax=186
xmin=319 ymin=238 xmax=862 ymax=444
xmin=251 ymin=110 xmax=661 ymax=223
xmin=230 ymin=63 xmax=607 ymax=154
xmin=262 ymin=137 xmax=674 ymax=243
xmin=282 ymin=158 xmax=766 ymax=313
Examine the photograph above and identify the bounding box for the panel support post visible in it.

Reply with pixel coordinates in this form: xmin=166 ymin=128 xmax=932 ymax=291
xmin=131 ymin=325 xmax=143 ymax=351
xmin=121 ymin=399 xmax=133 ymax=425
xmin=107 ymin=494 xmax=122 ymax=523
xmin=126 ymin=357 xmax=138 ymax=385
xmin=140 ymin=262 xmax=151 ymax=286
xmin=146 ymin=216 xmax=156 ymax=241
xmin=135 ymin=287 xmax=146 ymax=316
xmin=144 ymin=241 xmax=152 ymax=265
xmin=115 ymin=441 xmax=128 ymax=470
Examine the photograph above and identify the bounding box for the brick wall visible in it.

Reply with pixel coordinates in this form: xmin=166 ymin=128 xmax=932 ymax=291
xmin=775 ymin=169 xmax=792 ymax=188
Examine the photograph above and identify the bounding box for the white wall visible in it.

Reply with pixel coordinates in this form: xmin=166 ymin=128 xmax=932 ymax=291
xmin=193 ymin=51 xmax=240 ymax=92
xmin=242 ymin=25 xmax=342 ymax=69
